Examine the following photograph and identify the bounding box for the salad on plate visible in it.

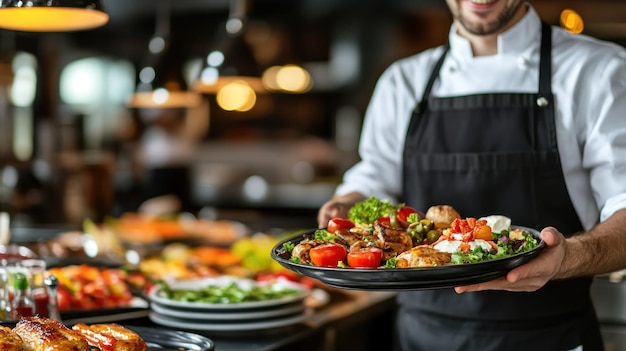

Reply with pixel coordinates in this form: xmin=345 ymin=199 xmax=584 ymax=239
xmin=277 ymin=197 xmax=540 ymax=270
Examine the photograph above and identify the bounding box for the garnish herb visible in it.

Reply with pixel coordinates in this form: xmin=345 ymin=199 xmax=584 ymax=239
xmin=282 ymin=242 xmax=295 ymax=253
xmin=348 ymin=196 xmax=401 ymax=225
xmin=289 ymin=256 xmax=302 ymax=264
xmin=314 ymin=229 xmax=337 ymax=241
xmin=384 ymin=257 xmax=398 ymax=268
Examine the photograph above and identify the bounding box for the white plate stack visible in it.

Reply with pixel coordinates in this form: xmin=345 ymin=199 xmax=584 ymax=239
xmin=148 ymin=276 xmax=312 ymax=333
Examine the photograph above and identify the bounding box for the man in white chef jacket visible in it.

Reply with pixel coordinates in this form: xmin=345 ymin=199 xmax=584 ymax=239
xmin=318 ymin=0 xmax=626 ymax=350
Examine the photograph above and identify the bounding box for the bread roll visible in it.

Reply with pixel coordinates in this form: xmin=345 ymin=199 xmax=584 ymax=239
xmin=425 ymin=205 xmax=461 ymax=229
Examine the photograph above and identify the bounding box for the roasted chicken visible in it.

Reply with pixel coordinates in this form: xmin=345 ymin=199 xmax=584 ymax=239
xmin=396 ymin=245 xmax=452 ymax=268
xmin=333 ymin=226 xmax=370 ymax=247
xmin=13 ymin=316 xmax=90 ymax=351
xmin=291 ymin=239 xmax=328 ymax=264
xmin=373 ymin=221 xmax=413 ymax=261
xmin=0 ymin=325 xmax=23 ymax=351
xmin=73 ymin=323 xmax=147 ymax=351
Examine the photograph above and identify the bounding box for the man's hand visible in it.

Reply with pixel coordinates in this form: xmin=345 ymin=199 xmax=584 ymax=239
xmin=455 ymin=227 xmax=567 ymax=293
xmin=317 ymin=192 xmax=366 ymax=228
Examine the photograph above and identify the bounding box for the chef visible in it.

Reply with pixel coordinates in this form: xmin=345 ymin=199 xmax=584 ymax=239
xmin=318 ymin=0 xmax=626 ymax=350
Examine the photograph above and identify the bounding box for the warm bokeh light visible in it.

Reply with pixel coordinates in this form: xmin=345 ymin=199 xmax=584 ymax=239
xmin=262 ymin=65 xmax=312 ymax=93
xmin=0 ymin=8 xmax=109 ymax=32
xmin=276 ymin=65 xmax=312 ymax=93
xmin=560 ymin=9 xmax=584 ymax=34
xmin=261 ymin=66 xmax=281 ymax=91
xmin=216 ymin=80 xmax=257 ymax=112
xmin=128 ymin=90 xmax=202 ymax=109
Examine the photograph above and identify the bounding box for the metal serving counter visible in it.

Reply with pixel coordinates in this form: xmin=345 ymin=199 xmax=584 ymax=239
xmin=591 ymin=274 xmax=626 ymax=350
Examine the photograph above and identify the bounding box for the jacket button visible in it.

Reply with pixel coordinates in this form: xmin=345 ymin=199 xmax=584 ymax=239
xmin=517 ymin=57 xmax=529 ymax=69
xmin=537 ymin=97 xmax=549 ymax=107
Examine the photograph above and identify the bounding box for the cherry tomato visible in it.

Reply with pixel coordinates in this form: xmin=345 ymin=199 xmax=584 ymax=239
xmin=377 ymin=215 xmax=403 ymax=229
xmin=327 ymin=218 xmax=355 ymax=233
xmin=397 ymin=206 xmax=418 ymax=222
xmin=473 ymin=222 xmax=492 ymax=241
xmin=376 ymin=217 xmax=391 ymax=225
xmin=347 ymin=247 xmax=383 ymax=268
xmin=309 ymin=243 xmax=347 ymax=267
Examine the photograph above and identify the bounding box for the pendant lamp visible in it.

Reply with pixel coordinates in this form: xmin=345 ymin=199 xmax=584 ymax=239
xmin=193 ymin=0 xmax=265 ymax=96
xmin=0 ymin=0 xmax=109 ymax=32
xmin=127 ymin=0 xmax=201 ymax=109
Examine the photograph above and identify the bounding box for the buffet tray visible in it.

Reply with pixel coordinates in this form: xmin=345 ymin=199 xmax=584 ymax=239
xmin=0 ymin=321 xmax=214 ymax=351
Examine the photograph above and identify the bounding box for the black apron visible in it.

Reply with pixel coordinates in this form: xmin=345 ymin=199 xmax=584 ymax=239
xmin=397 ymin=23 xmax=603 ymax=351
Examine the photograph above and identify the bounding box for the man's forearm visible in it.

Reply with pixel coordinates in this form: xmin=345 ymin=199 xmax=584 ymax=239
xmin=557 ymin=208 xmax=626 ymax=279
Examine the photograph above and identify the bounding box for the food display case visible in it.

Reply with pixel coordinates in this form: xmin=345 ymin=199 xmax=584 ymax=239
xmin=3 ymin=215 xmax=397 ymax=351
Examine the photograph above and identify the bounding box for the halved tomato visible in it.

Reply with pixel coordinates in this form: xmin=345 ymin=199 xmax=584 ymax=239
xmin=377 ymin=215 xmax=403 ymax=229
xmin=347 ymin=247 xmax=383 ymax=268
xmin=309 ymin=243 xmax=347 ymax=267
xmin=397 ymin=206 xmax=419 ymax=227
xmin=327 ymin=218 xmax=355 ymax=233
xmin=377 ymin=217 xmax=391 ymax=225
xmin=473 ymin=221 xmax=492 ymax=241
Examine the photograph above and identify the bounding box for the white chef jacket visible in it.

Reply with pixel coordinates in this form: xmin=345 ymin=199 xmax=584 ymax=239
xmin=335 ymin=5 xmax=626 ymax=231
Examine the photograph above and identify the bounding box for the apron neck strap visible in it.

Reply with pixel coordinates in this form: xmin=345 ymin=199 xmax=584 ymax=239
xmin=419 ymin=43 xmax=450 ymax=109
xmin=420 ymin=22 xmax=554 ymax=105
xmin=539 ymin=21 xmax=553 ymax=96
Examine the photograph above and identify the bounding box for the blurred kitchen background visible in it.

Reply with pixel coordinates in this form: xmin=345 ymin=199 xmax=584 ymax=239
xmin=0 ymin=0 xmax=624 ymax=233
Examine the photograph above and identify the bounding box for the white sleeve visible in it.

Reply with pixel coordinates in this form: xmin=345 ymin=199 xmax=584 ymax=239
xmin=335 ymin=56 xmax=427 ymax=203
xmin=580 ymin=49 xmax=626 ymax=221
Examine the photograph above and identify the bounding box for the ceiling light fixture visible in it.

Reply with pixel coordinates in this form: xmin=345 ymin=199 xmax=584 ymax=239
xmin=193 ymin=0 xmax=265 ymax=96
xmin=0 ymin=0 xmax=109 ymax=32
xmin=128 ymin=0 xmax=201 ymax=109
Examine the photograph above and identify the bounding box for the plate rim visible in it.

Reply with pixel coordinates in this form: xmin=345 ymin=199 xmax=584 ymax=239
xmin=150 ymin=300 xmax=306 ymax=320
xmin=148 ymin=310 xmax=309 ymax=331
xmin=126 ymin=325 xmax=215 ymax=351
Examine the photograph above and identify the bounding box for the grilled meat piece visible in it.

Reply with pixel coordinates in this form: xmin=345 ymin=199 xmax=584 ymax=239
xmin=0 ymin=325 xmax=23 ymax=351
xmin=13 ymin=316 xmax=89 ymax=351
xmin=333 ymin=226 xmax=367 ymax=246
xmin=396 ymin=245 xmax=452 ymax=268
xmin=349 ymin=240 xmax=380 ymax=252
xmin=373 ymin=221 xmax=413 ymax=261
xmin=291 ymin=239 xmax=328 ymax=264
xmin=73 ymin=323 xmax=147 ymax=351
